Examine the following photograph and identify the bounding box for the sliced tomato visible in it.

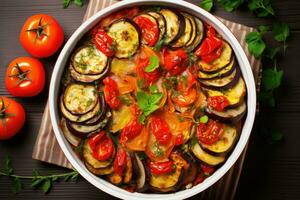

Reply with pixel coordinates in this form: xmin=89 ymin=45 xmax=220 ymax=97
xmin=200 ymin=163 xmax=215 ymax=175
xmin=197 ymin=119 xmax=224 ymax=145
xmin=175 ymin=133 xmax=184 ymax=146
xmin=103 ymin=77 xmax=121 ymax=109
xmin=133 ymin=15 xmax=159 ymax=46
xmin=88 ymin=131 xmax=115 ymax=161
xmin=120 ymin=119 xmax=143 ymax=145
xmin=93 ymin=29 xmax=114 ymax=57
xmin=114 ymin=148 xmax=127 ymax=176
xmin=200 ymin=46 xmax=223 ymax=63
xmin=163 ymin=48 xmax=189 ymax=76
xmin=125 ymin=126 xmax=150 ymax=151
xmin=193 ymin=171 xmax=206 ymax=186
xmin=149 ymin=160 xmax=174 ymax=175
xmin=149 ymin=116 xmax=172 ymax=145
xmin=195 ymin=36 xmax=222 ymax=57
xmin=207 ymin=96 xmax=230 ymax=111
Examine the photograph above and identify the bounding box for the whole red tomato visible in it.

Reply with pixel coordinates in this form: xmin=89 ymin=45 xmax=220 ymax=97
xmin=5 ymin=57 xmax=45 ymax=97
xmin=19 ymin=14 xmax=64 ymax=58
xmin=0 ymin=97 xmax=26 ymax=140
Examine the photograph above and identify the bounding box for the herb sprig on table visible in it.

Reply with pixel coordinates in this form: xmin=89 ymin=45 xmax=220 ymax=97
xmin=0 ymin=157 xmax=79 ymax=194
xmin=63 ymin=0 xmax=84 ymax=8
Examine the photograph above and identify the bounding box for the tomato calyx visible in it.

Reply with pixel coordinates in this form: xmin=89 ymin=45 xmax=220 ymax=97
xmin=25 ymin=17 xmax=48 ymax=40
xmin=0 ymin=98 xmax=15 ymax=126
xmin=8 ymin=63 xmax=31 ymax=85
xmin=149 ymin=160 xmax=175 ymax=175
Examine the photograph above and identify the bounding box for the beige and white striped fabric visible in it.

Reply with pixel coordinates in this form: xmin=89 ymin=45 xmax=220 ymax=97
xmin=32 ymin=0 xmax=262 ymax=199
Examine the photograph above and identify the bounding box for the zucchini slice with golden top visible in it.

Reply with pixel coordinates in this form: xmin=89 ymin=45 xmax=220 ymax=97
xmin=191 ymin=141 xmax=225 ymax=165
xmin=172 ymin=13 xmax=193 ymax=48
xmin=160 ymin=8 xmax=185 ymax=44
xmin=72 ymin=45 xmax=108 ymax=75
xmin=107 ymin=18 xmax=140 ymax=58
xmin=185 ymin=17 xmax=204 ymax=52
xmin=63 ymin=84 xmax=98 ymax=115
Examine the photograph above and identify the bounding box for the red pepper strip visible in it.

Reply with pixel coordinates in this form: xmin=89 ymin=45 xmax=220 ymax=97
xmin=114 ymin=148 xmax=127 ymax=176
xmin=103 ymin=77 xmax=121 ymax=109
xmin=120 ymin=119 xmax=143 ymax=145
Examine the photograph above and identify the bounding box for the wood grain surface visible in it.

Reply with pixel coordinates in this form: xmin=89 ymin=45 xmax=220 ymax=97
xmin=0 ymin=0 xmax=300 ymax=199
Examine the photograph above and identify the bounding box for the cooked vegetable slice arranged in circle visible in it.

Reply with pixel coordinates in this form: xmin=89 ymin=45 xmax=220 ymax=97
xmin=107 ymin=18 xmax=140 ymax=58
xmin=69 ymin=63 xmax=109 ymax=83
xmin=184 ymin=17 xmax=204 ymax=52
xmin=63 ymin=84 xmax=98 ymax=115
xmin=147 ymin=11 xmax=166 ymax=42
xmin=171 ymin=13 xmax=193 ymax=48
xmin=160 ymin=9 xmax=185 ymax=44
xmin=72 ymin=45 xmax=108 ymax=75
xmin=191 ymin=142 xmax=225 ymax=166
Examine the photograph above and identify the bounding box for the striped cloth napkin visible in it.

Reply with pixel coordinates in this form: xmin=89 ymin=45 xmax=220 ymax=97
xmin=32 ymin=0 xmax=262 ymax=199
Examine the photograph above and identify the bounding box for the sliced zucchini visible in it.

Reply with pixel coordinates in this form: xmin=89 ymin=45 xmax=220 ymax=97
xmin=60 ymin=95 xmax=100 ymax=123
xmin=183 ymin=13 xmax=197 ymax=47
xmin=60 ymin=118 xmax=81 ymax=147
xmin=160 ymin=9 xmax=185 ymax=44
xmin=191 ymin=142 xmax=225 ymax=165
xmin=206 ymin=101 xmax=246 ymax=123
xmin=63 ymin=84 xmax=98 ymax=115
xmin=198 ymin=58 xmax=235 ymax=80
xmin=203 ymin=78 xmax=246 ymax=107
xmin=198 ymin=41 xmax=233 ymax=74
xmin=85 ymin=162 xmax=114 ymax=176
xmin=109 ymin=104 xmax=134 ymax=133
xmin=84 ymin=94 xmax=106 ymax=125
xmin=69 ymin=63 xmax=109 ymax=83
xmin=133 ymin=14 xmax=159 ymax=46
xmin=172 ymin=13 xmax=192 ymax=48
xmin=83 ymin=139 xmax=114 ymax=168
xmin=107 ymin=18 xmax=140 ymax=58
xmin=200 ymin=124 xmax=237 ymax=154
xmin=185 ymin=17 xmax=203 ymax=52
xmin=148 ymin=11 xmax=166 ymax=42
xmin=68 ymin=111 xmax=111 ymax=138
xmin=110 ymin=57 xmax=136 ymax=76
xmin=199 ymin=67 xmax=240 ymax=90
xmin=72 ymin=45 xmax=108 ymax=75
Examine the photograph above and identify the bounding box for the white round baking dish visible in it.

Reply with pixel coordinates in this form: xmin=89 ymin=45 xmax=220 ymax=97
xmin=49 ymin=0 xmax=256 ymax=199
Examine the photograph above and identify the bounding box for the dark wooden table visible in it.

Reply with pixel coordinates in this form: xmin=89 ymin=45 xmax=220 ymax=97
xmin=0 ymin=0 xmax=300 ymax=199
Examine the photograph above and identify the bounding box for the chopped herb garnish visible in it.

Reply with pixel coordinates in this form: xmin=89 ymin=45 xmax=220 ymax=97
xmin=199 ymin=115 xmax=209 ymax=123
xmin=149 ymin=85 xmax=159 ymax=93
xmin=145 ymin=55 xmax=159 ymax=73
xmin=153 ymin=141 xmax=164 ymax=157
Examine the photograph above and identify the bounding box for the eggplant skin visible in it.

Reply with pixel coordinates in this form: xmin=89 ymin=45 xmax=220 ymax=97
xmin=147 ymin=11 xmax=166 ymax=42
xmin=160 ymin=8 xmax=185 ymax=44
xmin=85 ymin=162 xmax=114 ymax=176
xmin=205 ymin=101 xmax=247 ymax=123
xmin=199 ymin=67 xmax=241 ymax=90
xmin=107 ymin=18 xmax=141 ymax=59
xmin=184 ymin=17 xmax=204 ymax=52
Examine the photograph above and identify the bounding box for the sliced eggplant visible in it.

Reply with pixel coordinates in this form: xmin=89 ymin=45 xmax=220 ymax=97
xmin=147 ymin=11 xmax=166 ymax=42
xmin=200 ymin=124 xmax=238 ymax=154
xmin=63 ymin=83 xmax=98 ymax=115
xmin=107 ymin=18 xmax=140 ymax=58
xmin=199 ymin=67 xmax=240 ymax=90
xmin=69 ymin=63 xmax=109 ymax=83
xmin=191 ymin=142 xmax=225 ymax=166
xmin=85 ymin=162 xmax=114 ymax=176
xmin=183 ymin=13 xmax=197 ymax=47
xmin=83 ymin=139 xmax=114 ymax=168
xmin=60 ymin=118 xmax=81 ymax=147
xmin=133 ymin=14 xmax=159 ymax=46
xmin=71 ymin=45 xmax=108 ymax=75
xmin=60 ymin=95 xmax=100 ymax=123
xmin=171 ymin=13 xmax=193 ymax=48
xmin=149 ymin=165 xmax=183 ymax=192
xmin=160 ymin=9 xmax=185 ymax=44
xmin=203 ymin=78 xmax=246 ymax=107
xmin=205 ymin=101 xmax=246 ymax=123
xmin=198 ymin=58 xmax=236 ymax=80
xmin=84 ymin=94 xmax=107 ymax=125
xmin=181 ymin=161 xmax=197 ymax=187
xmin=68 ymin=111 xmax=111 ymax=138
xmin=184 ymin=17 xmax=204 ymax=52
xmin=133 ymin=154 xmax=146 ymax=191
xmin=198 ymin=41 xmax=233 ymax=74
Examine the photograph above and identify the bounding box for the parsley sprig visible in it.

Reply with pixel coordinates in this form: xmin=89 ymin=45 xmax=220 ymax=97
xmin=0 ymin=157 xmax=79 ymax=194
xmin=63 ymin=0 xmax=84 ymax=8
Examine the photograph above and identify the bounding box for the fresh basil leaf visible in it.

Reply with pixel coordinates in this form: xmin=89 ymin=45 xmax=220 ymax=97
xmin=74 ymin=0 xmax=83 ymax=7
xmin=12 ymin=177 xmax=22 ymax=194
xmin=153 ymin=38 xmax=166 ymax=51
xmin=149 ymin=85 xmax=159 ymax=93
xmin=262 ymin=68 xmax=283 ymax=91
xmin=145 ymin=56 xmax=159 ymax=73
xmin=272 ymin=22 xmax=290 ymax=42
xmin=31 ymin=178 xmax=44 ymax=188
xmin=258 ymin=25 xmax=270 ymax=34
xmin=199 ymin=0 xmax=214 ymax=12
xmin=199 ymin=115 xmax=209 ymax=123
xmin=63 ymin=0 xmax=71 ymax=8
xmin=218 ymin=0 xmax=244 ymax=12
xmin=247 ymin=0 xmax=275 ymax=17
xmin=245 ymin=31 xmax=266 ymax=58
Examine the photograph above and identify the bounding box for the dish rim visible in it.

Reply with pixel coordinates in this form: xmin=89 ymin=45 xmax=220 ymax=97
xmin=49 ymin=0 xmax=256 ymax=199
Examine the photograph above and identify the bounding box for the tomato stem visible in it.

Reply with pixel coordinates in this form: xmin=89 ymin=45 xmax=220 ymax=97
xmin=8 ymin=63 xmax=31 ymax=85
xmin=0 ymin=98 xmax=15 ymax=126
xmin=25 ymin=17 xmax=48 ymax=40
